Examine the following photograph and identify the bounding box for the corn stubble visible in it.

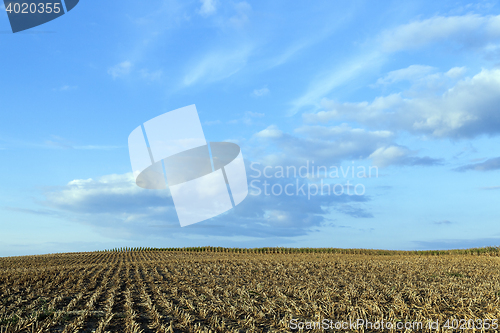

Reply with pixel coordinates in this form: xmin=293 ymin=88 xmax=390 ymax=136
xmin=0 ymin=250 xmax=499 ymax=332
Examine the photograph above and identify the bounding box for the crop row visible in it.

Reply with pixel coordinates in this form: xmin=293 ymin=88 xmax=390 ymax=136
xmin=101 ymin=246 xmax=500 ymax=256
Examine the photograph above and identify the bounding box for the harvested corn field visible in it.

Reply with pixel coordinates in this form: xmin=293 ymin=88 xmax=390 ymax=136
xmin=1 ymin=250 xmax=500 ymax=332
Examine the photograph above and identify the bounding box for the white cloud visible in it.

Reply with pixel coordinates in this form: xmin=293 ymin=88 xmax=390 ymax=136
xmin=252 ymin=87 xmax=270 ymax=97
xmin=295 ymin=123 xmax=393 ymax=141
xmin=251 ymin=123 xmax=419 ymax=167
xmin=303 ymin=93 xmax=403 ymax=124
xmin=38 ymin=171 xmax=366 ymax=238
xmin=287 ymin=14 xmax=500 ymax=115
xmin=108 ymin=61 xmax=132 ymax=79
xmin=375 ymin=65 xmax=436 ymax=85
xmin=372 ymin=65 xmax=468 ymax=94
xmin=255 ymin=125 xmax=283 ymax=139
xmin=369 ymin=146 xmax=441 ymax=168
xmin=445 ymin=67 xmax=467 ymax=79
xmin=39 ymin=173 xmax=179 ymax=238
xmin=305 ymin=68 xmax=500 ymax=139
xmin=380 ymin=14 xmax=500 ymax=52
xmin=369 ymin=146 xmax=410 ymax=167
xmin=44 ymin=173 xmax=163 ymax=211
xmin=290 ymin=125 xmax=395 ymax=164
xmin=483 ymin=42 xmax=500 ymax=60
xmin=199 ymin=0 xmax=217 ymax=17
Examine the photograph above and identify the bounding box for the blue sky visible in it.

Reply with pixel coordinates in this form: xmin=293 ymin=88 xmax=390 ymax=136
xmin=1 ymin=0 xmax=500 ymax=256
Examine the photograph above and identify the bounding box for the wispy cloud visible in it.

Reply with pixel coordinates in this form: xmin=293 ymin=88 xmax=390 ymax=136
xmin=44 ymin=135 xmax=122 ymax=150
xmin=266 ymin=4 xmax=356 ymax=69
xmin=198 ymin=0 xmax=217 ymax=17
xmin=4 ymin=207 xmax=62 ymax=217
xmin=108 ymin=61 xmax=133 ymax=79
xmin=182 ymin=45 xmax=253 ymax=86
xmin=480 ymin=186 xmax=500 ymax=190
xmin=108 ymin=63 xmax=162 ymax=82
xmin=140 ymin=69 xmax=163 ymax=81
xmin=268 ymin=40 xmax=312 ymax=68
xmin=252 ymin=86 xmax=269 ymax=97
xmin=336 ymin=204 xmax=374 ymax=218
xmin=227 ymin=111 xmax=265 ymax=126
xmin=204 ymin=120 xmax=222 ymax=126
xmin=74 ymin=145 xmax=123 ymax=150
xmin=433 ymin=220 xmax=453 ymax=225
xmin=455 ymin=157 xmax=500 ymax=172
xmin=53 ymin=85 xmax=78 ymax=91
xmin=288 ymin=51 xmax=382 ymax=115
xmin=374 ymin=65 xmax=437 ymax=86
xmin=246 ymin=111 xmax=264 ymax=117
xmin=228 ymin=1 xmax=251 ymax=28
xmin=379 ymin=14 xmax=500 ymax=52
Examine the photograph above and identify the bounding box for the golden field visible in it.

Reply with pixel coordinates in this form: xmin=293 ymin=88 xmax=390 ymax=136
xmin=1 ymin=248 xmax=500 ymax=332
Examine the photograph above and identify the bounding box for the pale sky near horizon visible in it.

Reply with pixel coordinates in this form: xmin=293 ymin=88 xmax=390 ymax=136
xmin=1 ymin=0 xmax=500 ymax=256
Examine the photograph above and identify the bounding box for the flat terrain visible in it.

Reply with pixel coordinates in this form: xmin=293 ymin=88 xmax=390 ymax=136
xmin=0 ymin=251 xmax=499 ymax=332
